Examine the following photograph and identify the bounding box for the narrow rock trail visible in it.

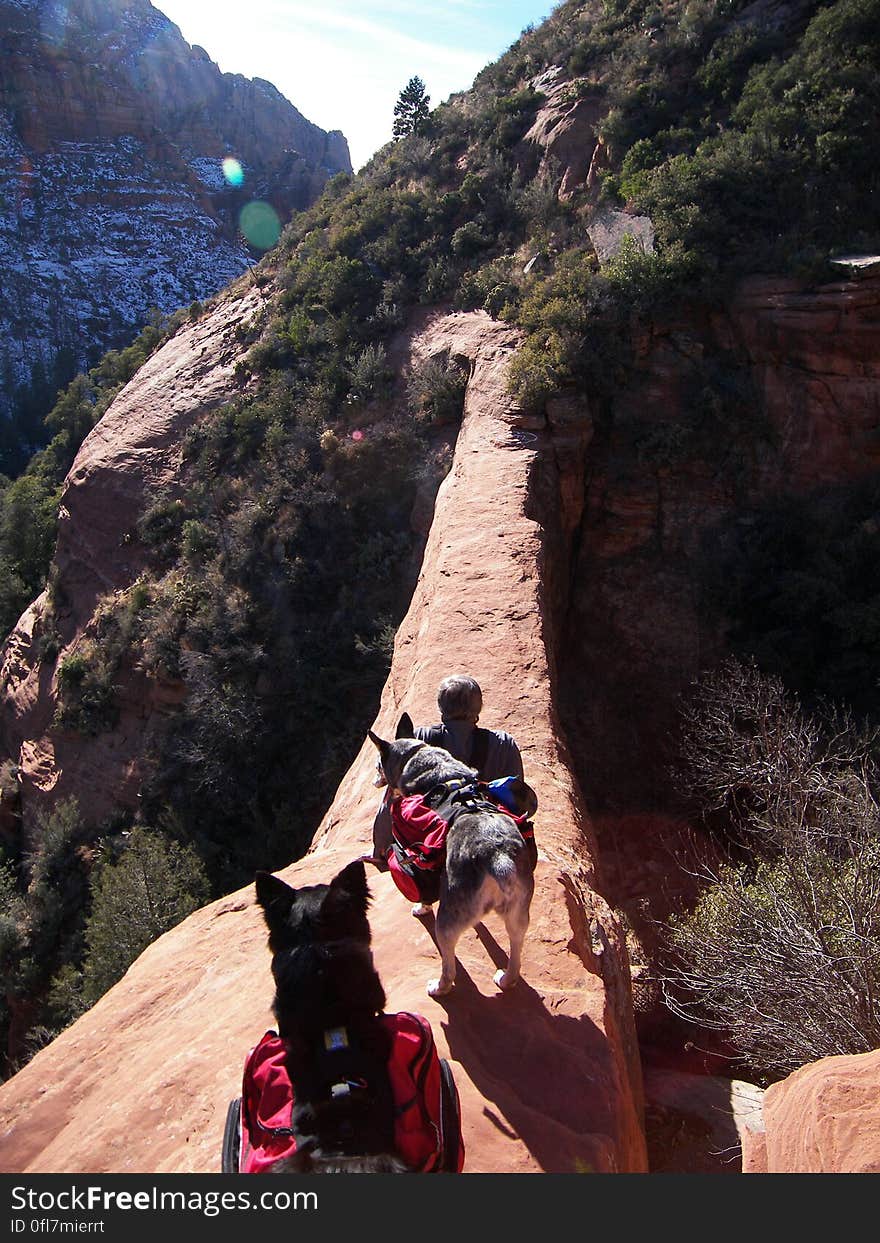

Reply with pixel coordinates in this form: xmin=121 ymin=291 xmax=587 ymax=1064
xmin=0 ymin=310 xmax=647 ymax=1173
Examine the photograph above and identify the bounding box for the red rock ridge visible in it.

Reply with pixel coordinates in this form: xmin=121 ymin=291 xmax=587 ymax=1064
xmin=0 ymin=278 xmax=266 ymax=833
xmin=0 ymin=309 xmax=648 ymax=1174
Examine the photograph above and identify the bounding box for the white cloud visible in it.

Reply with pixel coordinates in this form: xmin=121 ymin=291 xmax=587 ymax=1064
xmin=261 ymin=2 xmax=489 ymax=79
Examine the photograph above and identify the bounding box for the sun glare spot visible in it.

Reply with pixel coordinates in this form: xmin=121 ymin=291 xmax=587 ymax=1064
xmin=239 ymin=201 xmax=281 ymax=251
xmin=222 ymin=157 xmax=244 ymax=187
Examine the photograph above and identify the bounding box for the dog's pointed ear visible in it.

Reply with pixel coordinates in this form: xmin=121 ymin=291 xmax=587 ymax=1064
xmin=255 ymin=871 xmax=296 ymax=929
xmin=395 ymin=712 xmax=414 ymax=739
xmin=322 ymin=860 xmax=372 ymax=941
xmin=368 ymin=727 xmax=391 ymax=762
xmin=329 ymin=859 xmax=370 ymax=911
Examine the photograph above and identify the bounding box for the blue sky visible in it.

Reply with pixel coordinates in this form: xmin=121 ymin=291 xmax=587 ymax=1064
xmin=156 ymin=0 xmax=557 ymax=170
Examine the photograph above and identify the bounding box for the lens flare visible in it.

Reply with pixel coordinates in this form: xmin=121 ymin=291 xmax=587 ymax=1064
xmin=239 ymin=201 xmax=282 ymax=251
xmin=222 ymin=157 xmax=244 ymax=187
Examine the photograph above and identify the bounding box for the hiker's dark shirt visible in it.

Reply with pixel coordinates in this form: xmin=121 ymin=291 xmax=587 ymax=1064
xmin=371 ymin=721 xmax=524 ymax=862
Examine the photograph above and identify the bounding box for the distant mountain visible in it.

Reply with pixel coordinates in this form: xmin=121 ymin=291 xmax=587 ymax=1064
xmin=0 ymin=0 xmax=351 ymax=468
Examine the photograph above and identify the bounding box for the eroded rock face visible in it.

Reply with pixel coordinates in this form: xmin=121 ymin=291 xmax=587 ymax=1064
xmin=524 ymin=67 xmax=604 ymax=201
xmin=0 ymin=310 xmax=648 ymax=1174
xmin=559 ymin=273 xmax=880 ymax=829
xmin=0 ymin=0 xmax=351 ymax=420
xmin=0 ymin=279 xmax=266 ymax=832
xmin=522 ymin=67 xmax=655 ymax=261
xmin=742 ymin=1050 xmax=880 ymax=1173
xmin=720 ymin=276 xmax=880 ymax=487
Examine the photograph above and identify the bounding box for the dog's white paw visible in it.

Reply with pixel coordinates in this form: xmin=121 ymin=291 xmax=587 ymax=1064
xmin=411 ymin=902 xmax=433 ymax=917
xmin=494 ymin=968 xmax=519 ymax=991
xmin=427 ymin=977 xmax=453 ymax=998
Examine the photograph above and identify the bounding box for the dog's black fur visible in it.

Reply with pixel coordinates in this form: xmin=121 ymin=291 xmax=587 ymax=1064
xmin=255 ymin=861 xmax=409 ymax=1173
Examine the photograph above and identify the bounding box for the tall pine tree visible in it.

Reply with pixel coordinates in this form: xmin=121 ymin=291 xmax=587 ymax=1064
xmin=392 ymin=76 xmax=430 ymax=140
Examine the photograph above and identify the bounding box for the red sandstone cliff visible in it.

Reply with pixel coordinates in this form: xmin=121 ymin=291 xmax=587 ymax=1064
xmin=0 ymin=277 xmax=268 ymax=835
xmin=0 ymin=307 xmax=648 ymax=1174
xmin=742 ymin=1049 xmax=880 ymax=1173
xmin=1 ymin=267 xmax=880 ymax=1171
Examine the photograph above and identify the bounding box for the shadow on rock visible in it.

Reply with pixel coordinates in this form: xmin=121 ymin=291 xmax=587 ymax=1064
xmin=426 ymin=918 xmax=621 ymax=1173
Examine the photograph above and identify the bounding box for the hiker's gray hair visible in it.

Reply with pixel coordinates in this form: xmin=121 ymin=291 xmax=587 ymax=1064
xmin=437 ymin=674 xmax=482 ymax=723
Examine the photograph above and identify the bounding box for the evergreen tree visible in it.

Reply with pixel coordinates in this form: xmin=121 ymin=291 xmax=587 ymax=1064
xmin=0 ymin=798 xmax=90 ymax=1068
xmin=81 ymin=827 xmax=209 ymax=1005
xmin=392 ymin=76 xmax=430 ymax=140
xmin=0 ymin=471 xmax=63 ymax=635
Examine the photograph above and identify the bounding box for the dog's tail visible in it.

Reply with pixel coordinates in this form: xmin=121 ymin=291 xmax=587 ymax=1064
xmin=492 ymin=853 xmax=517 ymax=885
xmin=489 ymin=837 xmax=535 ymax=897
xmin=491 ymin=847 xmax=533 ymax=892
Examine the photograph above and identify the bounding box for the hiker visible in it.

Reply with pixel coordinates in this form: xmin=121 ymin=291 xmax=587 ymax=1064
xmin=367 ymin=673 xmax=525 ymax=868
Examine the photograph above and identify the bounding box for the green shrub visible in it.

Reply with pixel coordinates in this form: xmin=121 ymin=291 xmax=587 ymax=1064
xmin=507 ymin=332 xmax=570 ymax=414
xmin=56 ymin=652 xmax=88 ymax=688
xmin=346 ymin=344 xmax=392 ymax=404
xmin=138 ymin=496 xmax=187 ymax=563
xmin=406 ymin=357 xmax=468 ymax=425
xmin=81 ymin=827 xmax=209 ymax=1005
xmin=0 ymin=472 xmax=63 ymax=634
xmin=181 ymin=520 xmax=218 ymax=565
xmin=455 ymin=255 xmax=521 ymax=316
xmin=603 ymin=236 xmax=700 ymax=313
xmin=55 ymin=643 xmax=119 ymax=734
xmin=0 ymin=799 xmax=93 ymax=1067
xmin=451 ymin=221 xmax=490 ymax=259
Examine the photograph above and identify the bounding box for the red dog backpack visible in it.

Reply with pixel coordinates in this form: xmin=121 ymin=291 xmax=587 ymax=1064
xmin=388 ymin=779 xmax=537 ymax=904
xmin=222 ymin=1011 xmax=464 ymax=1173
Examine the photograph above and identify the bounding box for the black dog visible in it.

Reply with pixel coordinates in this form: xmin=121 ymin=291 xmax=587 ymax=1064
xmin=254 ymin=860 xmax=409 ymax=1173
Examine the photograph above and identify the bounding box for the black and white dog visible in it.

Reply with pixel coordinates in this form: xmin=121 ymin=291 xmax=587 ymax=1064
xmin=369 ymin=714 xmax=534 ymax=998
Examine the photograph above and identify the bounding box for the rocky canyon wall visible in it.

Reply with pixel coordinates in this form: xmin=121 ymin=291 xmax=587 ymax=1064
xmin=556 ymin=273 xmax=880 ymax=940
xmin=0 ymin=0 xmax=351 ymax=423
xmin=0 ymin=307 xmax=648 ymax=1173
xmin=0 ymin=273 xmax=268 ymax=836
